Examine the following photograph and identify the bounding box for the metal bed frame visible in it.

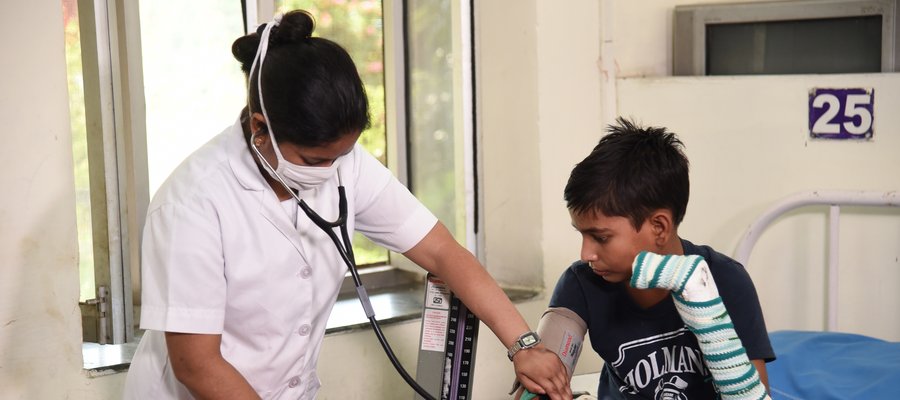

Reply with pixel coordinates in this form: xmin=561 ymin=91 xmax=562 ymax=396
xmin=733 ymin=190 xmax=900 ymax=332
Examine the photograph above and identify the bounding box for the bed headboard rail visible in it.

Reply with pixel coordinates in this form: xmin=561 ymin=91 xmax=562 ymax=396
xmin=733 ymin=190 xmax=899 ymax=332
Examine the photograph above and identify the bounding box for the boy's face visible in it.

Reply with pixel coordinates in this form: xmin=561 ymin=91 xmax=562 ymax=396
xmin=570 ymin=209 xmax=659 ymax=284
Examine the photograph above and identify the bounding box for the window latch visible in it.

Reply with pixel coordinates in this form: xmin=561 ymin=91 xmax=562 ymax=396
xmin=84 ymin=285 xmax=110 ymax=344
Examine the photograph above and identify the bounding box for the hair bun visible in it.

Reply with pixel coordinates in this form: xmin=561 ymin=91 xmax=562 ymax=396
xmin=270 ymin=10 xmax=315 ymax=44
xmin=231 ymin=31 xmax=261 ymax=74
xmin=231 ymin=10 xmax=315 ymax=73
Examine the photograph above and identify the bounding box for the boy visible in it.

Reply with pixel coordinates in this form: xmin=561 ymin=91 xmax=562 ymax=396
xmin=549 ymin=118 xmax=774 ymax=399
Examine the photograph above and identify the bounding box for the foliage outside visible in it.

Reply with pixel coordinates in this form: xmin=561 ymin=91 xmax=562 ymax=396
xmin=63 ymin=0 xmax=95 ymax=301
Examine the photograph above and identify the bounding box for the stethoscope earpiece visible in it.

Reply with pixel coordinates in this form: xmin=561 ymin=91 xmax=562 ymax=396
xmin=251 ymin=128 xmax=266 ymax=148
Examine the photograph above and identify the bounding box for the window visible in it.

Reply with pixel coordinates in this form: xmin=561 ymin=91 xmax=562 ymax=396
xmin=140 ymin=2 xmax=247 ymax=197
xmin=706 ymin=16 xmax=883 ymax=75
xmin=406 ymin=0 xmax=473 ymax=244
xmin=65 ymin=0 xmax=146 ymax=345
xmin=63 ymin=0 xmax=93 ymax=304
xmin=70 ymin=0 xmax=477 ymax=355
xmin=673 ymin=0 xmax=899 ymax=75
xmin=137 ymin=0 xmax=391 ymax=267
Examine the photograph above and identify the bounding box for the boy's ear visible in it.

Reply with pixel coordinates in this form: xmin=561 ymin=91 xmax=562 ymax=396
xmin=648 ymin=209 xmax=675 ymax=247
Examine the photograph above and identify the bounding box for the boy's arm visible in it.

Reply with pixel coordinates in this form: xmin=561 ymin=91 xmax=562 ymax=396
xmin=535 ymin=307 xmax=588 ymax=378
xmin=511 ymin=307 xmax=588 ymax=399
xmin=751 ymin=359 xmax=769 ymax=393
xmin=632 ymin=252 xmax=770 ymax=400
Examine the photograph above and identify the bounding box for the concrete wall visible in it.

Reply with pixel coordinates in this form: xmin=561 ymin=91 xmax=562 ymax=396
xmin=3 ymin=0 xmax=898 ymax=399
xmin=0 ymin=1 xmax=127 ymax=398
xmin=612 ymin=0 xmax=900 ymax=341
xmin=617 ymin=74 xmax=900 ymax=340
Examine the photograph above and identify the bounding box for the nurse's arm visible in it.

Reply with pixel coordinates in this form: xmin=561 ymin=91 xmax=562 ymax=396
xmin=165 ymin=332 xmax=261 ymax=400
xmin=403 ymin=222 xmax=572 ymax=400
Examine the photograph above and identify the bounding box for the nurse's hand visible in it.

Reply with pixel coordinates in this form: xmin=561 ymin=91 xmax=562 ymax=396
xmin=512 ymin=344 xmax=572 ymax=400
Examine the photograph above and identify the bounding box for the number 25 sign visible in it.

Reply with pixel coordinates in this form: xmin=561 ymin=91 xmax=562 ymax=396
xmin=809 ymin=88 xmax=874 ymax=139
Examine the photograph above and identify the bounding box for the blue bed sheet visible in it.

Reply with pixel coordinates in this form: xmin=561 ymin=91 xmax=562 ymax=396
xmin=767 ymin=330 xmax=900 ymax=400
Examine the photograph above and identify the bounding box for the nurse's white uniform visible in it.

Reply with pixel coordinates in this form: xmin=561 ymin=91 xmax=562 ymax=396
xmin=123 ymin=118 xmax=437 ymax=399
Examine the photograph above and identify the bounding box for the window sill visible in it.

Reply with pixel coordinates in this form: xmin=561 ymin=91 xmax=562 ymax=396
xmin=82 ymin=266 xmax=542 ymax=374
xmin=82 ymin=340 xmax=139 ymax=377
xmin=327 ymin=277 xmax=541 ymax=334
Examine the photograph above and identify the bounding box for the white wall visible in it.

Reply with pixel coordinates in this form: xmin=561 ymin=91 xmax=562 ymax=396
xmin=491 ymin=1 xmax=900 ymax=398
xmin=618 ymin=74 xmax=900 ymax=340
xmin=0 ymin=1 xmax=127 ymax=399
xmin=610 ymin=0 xmax=900 ymax=341
xmin=476 ymin=0 xmax=544 ymax=288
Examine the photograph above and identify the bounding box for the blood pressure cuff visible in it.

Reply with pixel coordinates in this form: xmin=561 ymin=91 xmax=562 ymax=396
xmin=537 ymin=307 xmax=587 ymax=377
xmin=509 ymin=307 xmax=588 ymax=396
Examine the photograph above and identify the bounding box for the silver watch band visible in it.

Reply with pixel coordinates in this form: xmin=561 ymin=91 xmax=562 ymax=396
xmin=507 ymin=331 xmax=541 ymax=361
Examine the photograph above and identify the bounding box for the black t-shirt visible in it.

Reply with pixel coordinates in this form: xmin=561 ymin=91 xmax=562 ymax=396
xmin=550 ymin=239 xmax=775 ymax=399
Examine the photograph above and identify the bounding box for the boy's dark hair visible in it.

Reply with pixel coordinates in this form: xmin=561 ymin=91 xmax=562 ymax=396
xmin=564 ymin=117 xmax=689 ymax=230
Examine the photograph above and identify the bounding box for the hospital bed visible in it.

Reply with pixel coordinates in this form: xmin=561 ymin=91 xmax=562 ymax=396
xmin=734 ymin=190 xmax=900 ymax=400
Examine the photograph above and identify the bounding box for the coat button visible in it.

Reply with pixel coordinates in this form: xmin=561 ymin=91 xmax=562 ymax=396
xmin=288 ymin=376 xmax=301 ymax=388
xmin=300 ymin=267 xmax=312 ymax=279
xmin=298 ymin=324 xmax=311 ymax=336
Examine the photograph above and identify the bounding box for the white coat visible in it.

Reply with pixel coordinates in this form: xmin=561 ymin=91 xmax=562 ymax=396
xmin=123 ymin=118 xmax=437 ymax=399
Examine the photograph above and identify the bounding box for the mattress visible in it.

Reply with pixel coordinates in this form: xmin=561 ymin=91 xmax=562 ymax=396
xmin=768 ymin=330 xmax=900 ymax=399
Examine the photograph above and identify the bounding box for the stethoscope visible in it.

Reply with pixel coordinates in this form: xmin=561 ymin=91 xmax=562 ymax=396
xmin=248 ymin=16 xmax=438 ymax=400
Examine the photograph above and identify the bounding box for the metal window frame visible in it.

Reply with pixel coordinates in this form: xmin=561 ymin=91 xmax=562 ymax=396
xmin=77 ymin=0 xmax=148 ymax=345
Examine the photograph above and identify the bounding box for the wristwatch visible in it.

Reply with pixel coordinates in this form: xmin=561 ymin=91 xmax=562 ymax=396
xmin=507 ymin=331 xmax=541 ymax=361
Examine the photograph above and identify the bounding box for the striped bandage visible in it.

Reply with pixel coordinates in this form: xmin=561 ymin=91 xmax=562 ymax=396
xmin=631 ymin=251 xmax=769 ymax=400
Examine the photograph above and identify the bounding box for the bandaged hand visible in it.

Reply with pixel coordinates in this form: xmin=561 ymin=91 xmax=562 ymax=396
xmin=631 ymin=251 xmax=770 ymax=400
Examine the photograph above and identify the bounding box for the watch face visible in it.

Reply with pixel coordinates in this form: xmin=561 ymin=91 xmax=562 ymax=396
xmin=522 ymin=335 xmax=538 ymax=346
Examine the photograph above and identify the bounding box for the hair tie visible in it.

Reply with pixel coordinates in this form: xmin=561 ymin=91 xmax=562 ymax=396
xmin=247 ymin=13 xmax=285 ymax=164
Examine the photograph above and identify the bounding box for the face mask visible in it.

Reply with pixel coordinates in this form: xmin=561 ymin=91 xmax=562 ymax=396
xmin=269 ymin=136 xmax=343 ymax=191
xmin=249 ymin=15 xmax=342 ymax=192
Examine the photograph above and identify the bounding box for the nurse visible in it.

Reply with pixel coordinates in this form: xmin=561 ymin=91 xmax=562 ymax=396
xmin=123 ymin=10 xmax=570 ymax=400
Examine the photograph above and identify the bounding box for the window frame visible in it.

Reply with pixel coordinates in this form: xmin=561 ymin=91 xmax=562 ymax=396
xmin=672 ymin=0 xmax=899 ymax=76
xmin=75 ymin=0 xmax=147 ymax=345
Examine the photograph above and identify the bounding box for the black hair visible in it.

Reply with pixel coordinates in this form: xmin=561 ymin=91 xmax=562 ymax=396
xmin=231 ymin=10 xmax=370 ymax=147
xmin=564 ymin=117 xmax=690 ymax=230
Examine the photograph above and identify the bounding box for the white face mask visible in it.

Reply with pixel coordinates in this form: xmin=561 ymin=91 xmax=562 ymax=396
xmin=249 ymin=14 xmax=343 ymax=192
xmin=268 ymin=136 xmax=343 ymax=191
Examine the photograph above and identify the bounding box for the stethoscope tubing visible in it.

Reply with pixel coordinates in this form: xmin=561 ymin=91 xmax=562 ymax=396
xmin=248 ymin=17 xmax=437 ymax=396
xmin=251 ymin=141 xmax=437 ymax=400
